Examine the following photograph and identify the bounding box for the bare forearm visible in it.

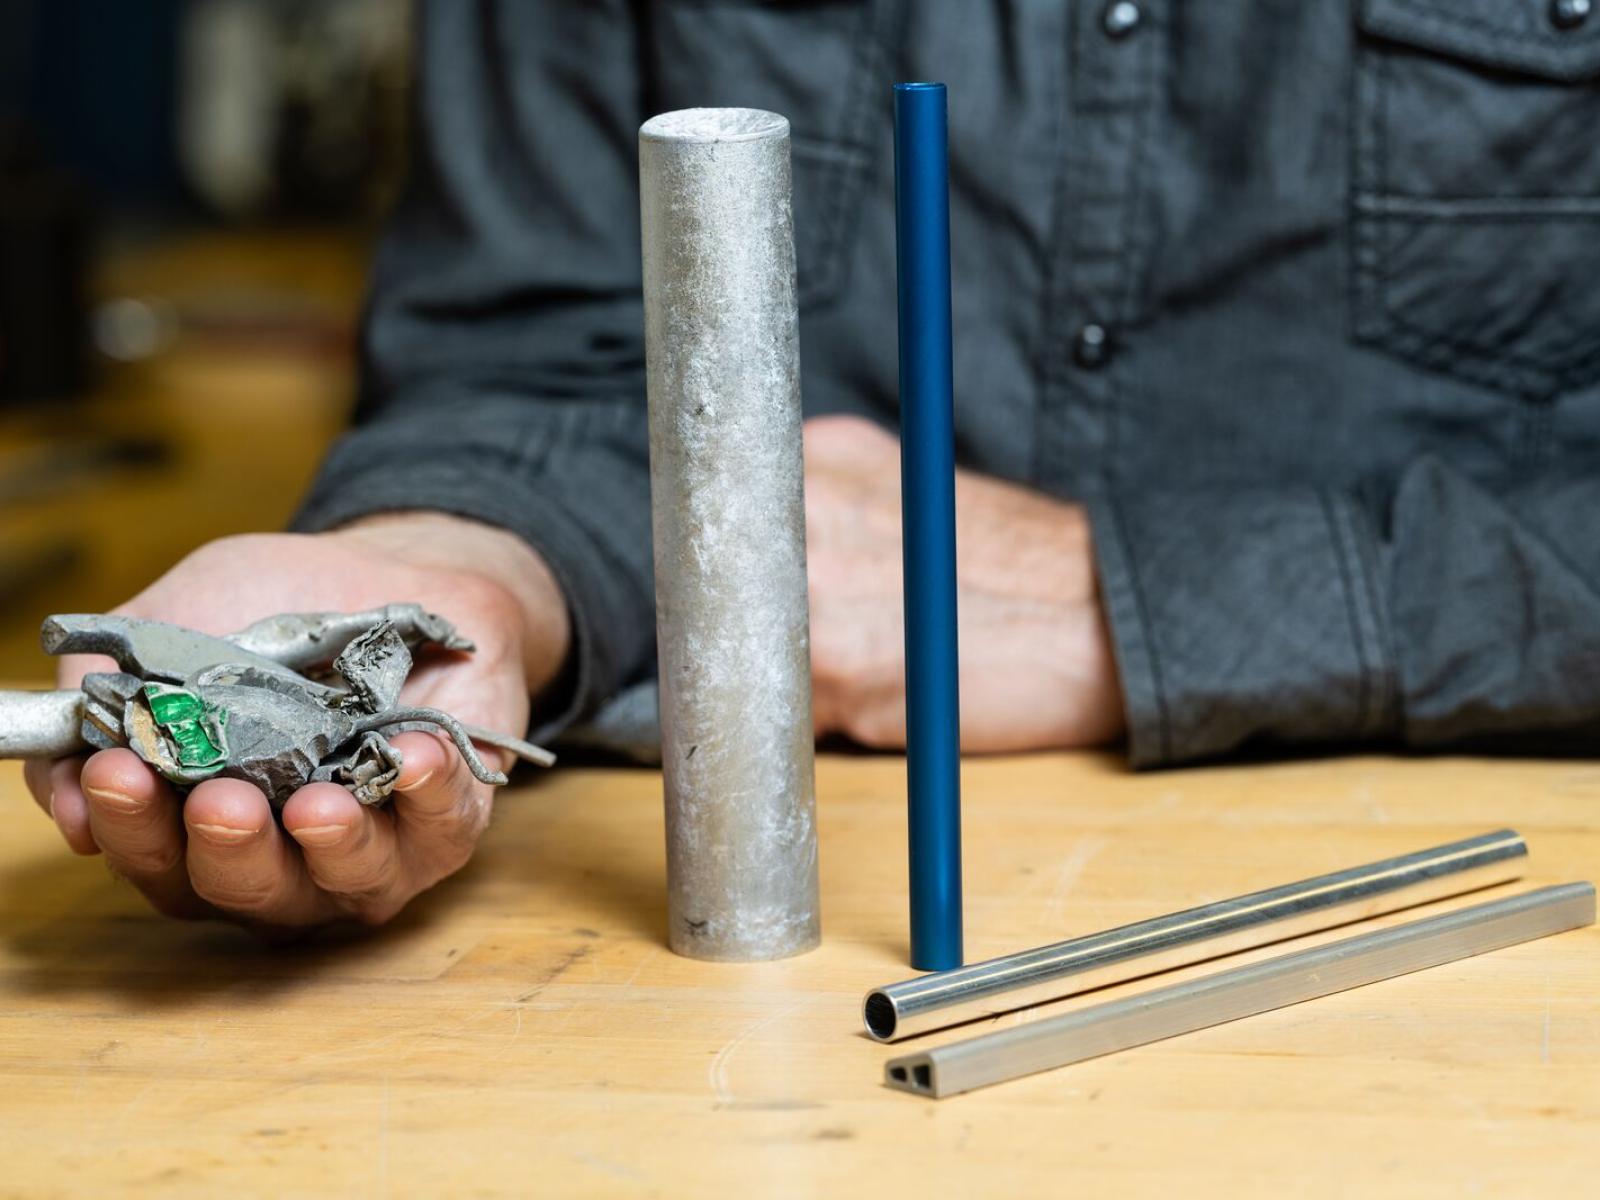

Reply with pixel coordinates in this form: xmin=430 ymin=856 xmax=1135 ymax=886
xmin=952 ymin=472 xmax=1125 ymax=750
xmin=804 ymin=415 xmax=1124 ymax=752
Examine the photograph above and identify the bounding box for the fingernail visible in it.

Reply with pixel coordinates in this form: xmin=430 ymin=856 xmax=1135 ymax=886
xmin=401 ymin=768 xmax=434 ymax=792
xmin=290 ymin=823 xmax=349 ymax=848
xmin=191 ymin=822 xmax=260 ymax=845
xmin=83 ymin=784 xmax=143 ymax=814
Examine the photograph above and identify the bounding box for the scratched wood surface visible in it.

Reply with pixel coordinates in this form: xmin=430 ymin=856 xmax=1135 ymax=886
xmin=1 ymin=751 xmax=1596 ymax=1197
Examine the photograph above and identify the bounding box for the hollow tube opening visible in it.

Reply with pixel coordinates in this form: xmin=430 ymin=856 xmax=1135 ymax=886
xmin=864 ymin=992 xmax=898 ymax=1040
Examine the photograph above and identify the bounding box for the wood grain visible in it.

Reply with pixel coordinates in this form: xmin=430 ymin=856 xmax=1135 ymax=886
xmin=1 ymin=750 xmax=1596 ymax=1197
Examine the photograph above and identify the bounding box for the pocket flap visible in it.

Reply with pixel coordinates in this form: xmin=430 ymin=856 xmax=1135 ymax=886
xmin=1360 ymin=0 xmax=1600 ymax=82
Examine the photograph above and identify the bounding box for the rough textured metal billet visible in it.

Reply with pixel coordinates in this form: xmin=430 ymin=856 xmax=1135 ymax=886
xmin=0 ymin=609 xmax=553 ymax=810
xmin=640 ymin=107 xmax=821 ymax=961
xmin=864 ymin=829 xmax=1529 ymax=1042
xmin=884 ymin=883 xmax=1596 ymax=1098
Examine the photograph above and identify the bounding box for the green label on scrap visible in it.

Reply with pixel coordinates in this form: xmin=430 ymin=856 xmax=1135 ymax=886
xmin=142 ymin=683 xmax=229 ymax=773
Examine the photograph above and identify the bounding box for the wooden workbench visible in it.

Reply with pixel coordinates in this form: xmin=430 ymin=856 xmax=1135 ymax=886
xmin=1 ymin=751 xmax=1595 ymax=1196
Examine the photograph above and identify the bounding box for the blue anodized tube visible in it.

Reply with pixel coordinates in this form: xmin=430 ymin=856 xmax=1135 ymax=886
xmin=893 ymin=82 xmax=962 ymax=971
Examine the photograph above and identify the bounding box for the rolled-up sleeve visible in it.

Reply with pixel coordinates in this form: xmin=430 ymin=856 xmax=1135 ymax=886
xmin=1090 ymin=457 xmax=1600 ymax=766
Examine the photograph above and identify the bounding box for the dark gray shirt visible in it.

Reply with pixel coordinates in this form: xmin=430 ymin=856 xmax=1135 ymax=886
xmin=294 ymin=0 xmax=1600 ymax=767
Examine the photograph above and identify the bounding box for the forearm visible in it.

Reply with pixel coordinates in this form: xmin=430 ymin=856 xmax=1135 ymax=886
xmin=804 ymin=415 xmax=1123 ymax=752
xmin=952 ymin=471 xmax=1125 ymax=751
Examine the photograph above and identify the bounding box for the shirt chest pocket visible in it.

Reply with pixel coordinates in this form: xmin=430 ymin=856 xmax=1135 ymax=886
xmin=1352 ymin=0 xmax=1600 ymax=399
xmin=643 ymin=0 xmax=884 ymax=311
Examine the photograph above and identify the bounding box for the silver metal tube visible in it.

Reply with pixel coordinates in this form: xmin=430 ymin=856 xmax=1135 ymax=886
xmin=640 ymin=108 xmax=820 ymax=961
xmin=865 ymin=829 xmax=1527 ymax=1041
xmin=885 ymin=882 xmax=1594 ymax=1098
xmin=0 ymin=689 xmax=86 ymax=759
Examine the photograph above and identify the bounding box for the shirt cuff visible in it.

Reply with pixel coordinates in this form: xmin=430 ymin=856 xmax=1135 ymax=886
xmin=1086 ymin=485 xmax=1399 ymax=767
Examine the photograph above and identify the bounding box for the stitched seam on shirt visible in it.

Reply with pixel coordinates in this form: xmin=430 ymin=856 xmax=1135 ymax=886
xmin=1348 ymin=44 xmax=1391 ymax=345
xmin=1379 ymin=45 xmax=1391 ymax=214
xmin=1115 ymin=4 xmax=1160 ymax=330
xmin=1379 ymin=305 xmax=1600 ymax=381
xmin=1322 ymin=490 xmax=1374 ymax=740
xmin=1348 ymin=54 xmax=1383 ymax=734
xmin=1345 ymin=495 xmax=1400 ymax=737
xmin=1367 ymin=68 xmax=1554 ymax=397
xmin=1104 ymin=490 xmax=1172 ymax=762
xmin=1349 ymin=43 xmax=1378 ymax=344
xmin=1030 ymin=6 xmax=1074 ymax=485
xmin=1517 ymin=401 xmax=1555 ymax=466
xmin=1355 ymin=194 xmax=1600 ymax=219
xmin=1363 ymin=210 xmax=1600 ymax=222
xmin=1102 ymin=12 xmax=1163 ymax=473
xmin=1058 ymin=73 xmax=1152 ymax=483
xmin=1380 ymin=0 xmax=1600 ymax=59
xmin=1360 ymin=40 xmax=1600 ymax=396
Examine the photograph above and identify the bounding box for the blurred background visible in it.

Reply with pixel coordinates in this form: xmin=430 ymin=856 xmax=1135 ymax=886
xmin=0 ymin=0 xmax=410 ymax=681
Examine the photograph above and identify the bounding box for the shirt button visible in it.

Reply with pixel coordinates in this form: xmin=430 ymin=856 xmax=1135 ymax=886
xmin=1551 ymin=0 xmax=1591 ymax=30
xmin=1073 ymin=323 xmax=1113 ymax=369
xmin=1103 ymin=0 xmax=1142 ymax=38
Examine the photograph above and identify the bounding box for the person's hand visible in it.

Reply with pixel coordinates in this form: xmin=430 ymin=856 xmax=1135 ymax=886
xmin=803 ymin=414 xmax=1124 ymax=752
xmin=23 ymin=513 xmax=570 ymax=931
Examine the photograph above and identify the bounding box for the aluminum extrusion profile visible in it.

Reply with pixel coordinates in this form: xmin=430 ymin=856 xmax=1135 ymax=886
xmin=865 ymin=829 xmax=1528 ymax=1041
xmin=885 ymin=882 xmax=1594 ymax=1098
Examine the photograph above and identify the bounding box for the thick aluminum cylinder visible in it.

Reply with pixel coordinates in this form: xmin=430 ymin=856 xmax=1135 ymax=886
xmin=864 ymin=829 xmax=1528 ymax=1041
xmin=639 ymin=108 xmax=820 ymax=962
xmin=894 ymin=82 xmax=962 ymax=972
